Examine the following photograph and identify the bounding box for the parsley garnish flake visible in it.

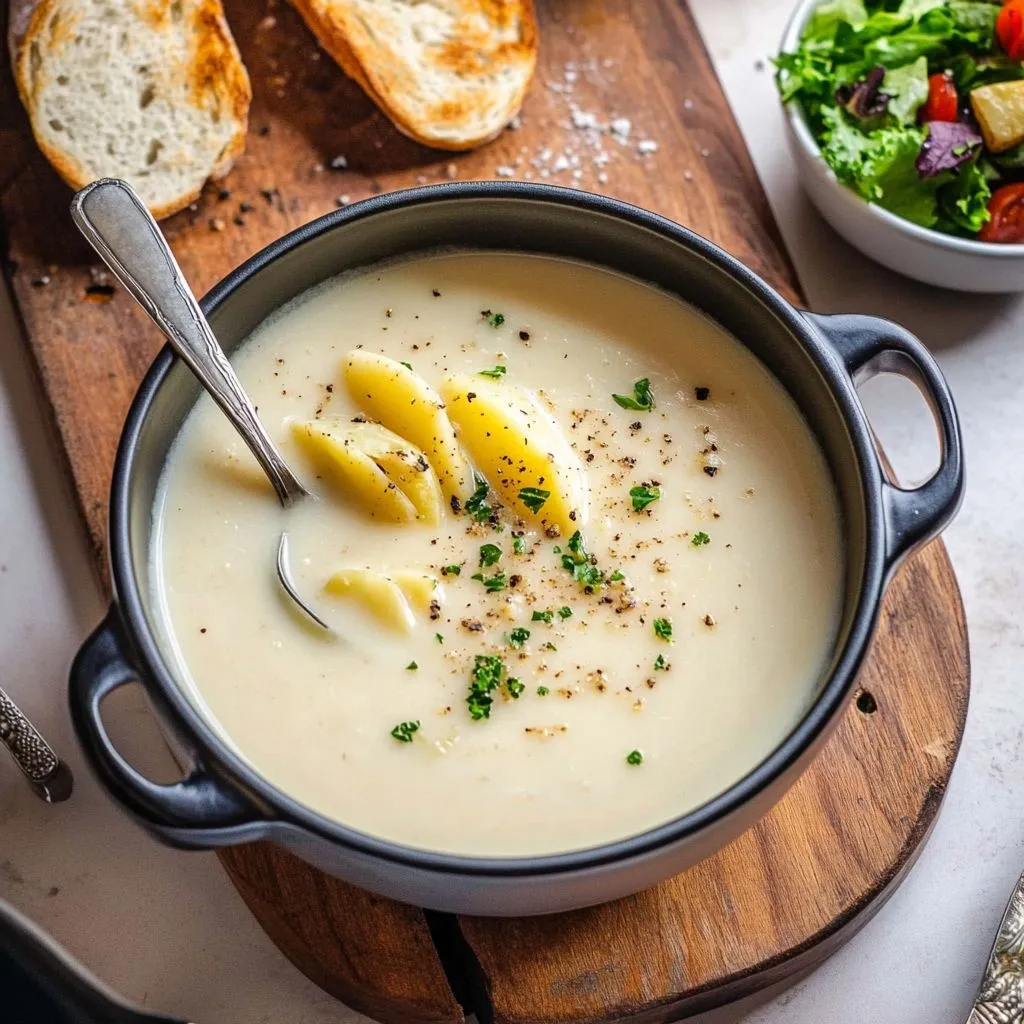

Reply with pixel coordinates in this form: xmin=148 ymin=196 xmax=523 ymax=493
xmin=479 ymin=543 xmax=502 ymax=568
xmin=630 ymin=485 xmax=661 ymax=512
xmin=612 ymin=378 xmax=654 ymax=412
xmin=467 ymin=655 xmax=505 ymax=720
xmin=508 ymin=627 xmax=530 ymax=649
xmin=391 ymin=721 xmax=420 ymax=743
xmin=518 ymin=487 xmax=551 ymax=514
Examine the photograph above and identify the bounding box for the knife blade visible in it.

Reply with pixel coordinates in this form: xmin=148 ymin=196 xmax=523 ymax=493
xmin=967 ymin=872 xmax=1024 ymax=1023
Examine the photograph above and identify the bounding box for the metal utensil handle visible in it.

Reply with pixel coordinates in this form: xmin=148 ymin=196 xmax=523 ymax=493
xmin=69 ymin=178 xmax=306 ymax=508
xmin=967 ymin=871 xmax=1024 ymax=1023
xmin=0 ymin=688 xmax=72 ymax=802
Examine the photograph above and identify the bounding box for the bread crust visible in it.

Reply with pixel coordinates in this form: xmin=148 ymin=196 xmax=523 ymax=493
xmin=288 ymin=0 xmax=538 ymax=151
xmin=11 ymin=0 xmax=251 ymax=220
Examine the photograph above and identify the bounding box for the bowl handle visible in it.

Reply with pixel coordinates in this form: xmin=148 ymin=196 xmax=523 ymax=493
xmin=69 ymin=610 xmax=271 ymax=846
xmin=804 ymin=312 xmax=965 ymax=568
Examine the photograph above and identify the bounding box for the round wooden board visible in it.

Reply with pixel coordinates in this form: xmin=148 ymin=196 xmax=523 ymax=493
xmin=217 ymin=537 xmax=969 ymax=1024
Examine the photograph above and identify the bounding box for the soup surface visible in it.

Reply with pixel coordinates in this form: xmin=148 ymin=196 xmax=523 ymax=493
xmin=153 ymin=251 xmax=843 ymax=857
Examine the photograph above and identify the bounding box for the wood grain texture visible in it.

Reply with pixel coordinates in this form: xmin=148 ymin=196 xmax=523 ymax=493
xmin=0 ymin=1 xmax=969 ymax=1023
xmin=218 ymin=844 xmax=463 ymax=1024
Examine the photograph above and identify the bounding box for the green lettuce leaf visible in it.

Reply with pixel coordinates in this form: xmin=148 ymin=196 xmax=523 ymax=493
xmin=821 ymin=107 xmax=942 ymax=225
xmin=936 ymin=160 xmax=993 ymax=233
xmin=884 ymin=57 xmax=930 ymax=123
xmin=897 ymin=0 xmax=945 ymax=16
xmin=805 ymin=0 xmax=869 ymax=41
xmin=947 ymin=2 xmax=999 ymax=42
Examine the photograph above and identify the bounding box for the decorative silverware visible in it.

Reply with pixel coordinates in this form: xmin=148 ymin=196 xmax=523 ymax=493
xmin=967 ymin=871 xmax=1024 ymax=1023
xmin=0 ymin=688 xmax=72 ymax=803
xmin=70 ymin=178 xmax=330 ymax=633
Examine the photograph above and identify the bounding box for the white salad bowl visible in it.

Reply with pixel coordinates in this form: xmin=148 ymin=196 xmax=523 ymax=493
xmin=781 ymin=0 xmax=1024 ymax=293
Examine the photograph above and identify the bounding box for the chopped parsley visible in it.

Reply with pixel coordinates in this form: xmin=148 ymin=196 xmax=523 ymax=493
xmin=399 ymin=361 xmax=414 ymax=372
xmin=479 ymin=364 xmax=507 ymax=378
xmin=612 ymin=378 xmax=654 ymax=412
xmin=471 ymin=571 xmax=507 ymax=593
xmin=626 ymin=749 xmax=644 ymax=766
xmin=506 ymin=677 xmax=525 ymax=699
xmin=464 ymin=478 xmax=495 ymax=524
xmin=608 ymin=570 xmax=625 ymax=582
xmin=406 ymin=661 xmax=418 ymax=671
xmin=518 ymin=486 xmax=551 ymax=514
xmin=691 ymin=531 xmax=711 ymax=547
xmin=435 ymin=633 xmax=444 ymax=644
xmin=654 ymin=654 xmax=668 ymax=671
xmin=479 ymin=543 xmax=502 ymax=568
xmin=390 ymin=720 xmax=420 ymax=743
xmin=508 ymin=627 xmax=531 ymax=649
xmin=542 ymin=641 xmax=558 ymax=652
xmin=557 ymin=606 xmax=573 ymax=620
xmin=485 ymin=311 xmax=506 ymax=328
xmin=441 ymin=564 xmax=462 ymax=577
xmin=567 ymin=530 xmax=586 ymax=558
xmin=560 ymin=530 xmax=607 ymax=590
xmin=532 ymin=609 xmax=554 ymax=623
xmin=467 ymin=655 xmax=505 ymax=720
xmin=653 ymin=618 xmax=673 ymax=641
xmin=537 ymin=686 xmax=550 ymax=696
xmin=513 ymin=535 xmax=526 ymax=555
xmin=630 ymin=485 xmax=661 ymax=512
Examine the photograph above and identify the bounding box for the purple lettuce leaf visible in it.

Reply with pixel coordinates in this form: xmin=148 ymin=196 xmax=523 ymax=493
xmin=835 ymin=66 xmax=890 ymax=120
xmin=916 ymin=121 xmax=984 ymax=179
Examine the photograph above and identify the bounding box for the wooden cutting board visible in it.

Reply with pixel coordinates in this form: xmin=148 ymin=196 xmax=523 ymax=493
xmin=0 ymin=2 xmax=970 ymax=1023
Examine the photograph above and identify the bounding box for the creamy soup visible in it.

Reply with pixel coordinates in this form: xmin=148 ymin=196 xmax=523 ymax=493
xmin=153 ymin=251 xmax=843 ymax=857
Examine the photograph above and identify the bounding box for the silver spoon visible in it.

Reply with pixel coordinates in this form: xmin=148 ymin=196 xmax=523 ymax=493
xmin=70 ymin=178 xmax=329 ymax=632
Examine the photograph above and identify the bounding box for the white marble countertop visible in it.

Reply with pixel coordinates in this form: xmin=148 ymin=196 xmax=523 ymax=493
xmin=2 ymin=1 xmax=1022 ymax=1021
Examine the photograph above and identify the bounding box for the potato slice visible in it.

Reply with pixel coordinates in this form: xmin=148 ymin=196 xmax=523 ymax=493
xmin=324 ymin=569 xmax=416 ymax=632
xmin=291 ymin=419 xmax=443 ymax=523
xmin=370 ymin=446 xmax=444 ymax=525
xmin=971 ymin=81 xmax=1024 ymax=153
xmin=344 ymin=350 xmax=474 ymax=502
xmin=392 ymin=572 xmax=445 ymax=615
xmin=440 ymin=375 xmax=588 ymax=535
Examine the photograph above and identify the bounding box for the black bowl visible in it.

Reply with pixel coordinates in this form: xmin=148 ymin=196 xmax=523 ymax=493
xmin=69 ymin=183 xmax=964 ymax=915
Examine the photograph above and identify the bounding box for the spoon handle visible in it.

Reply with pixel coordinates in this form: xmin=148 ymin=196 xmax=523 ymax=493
xmin=0 ymin=688 xmax=73 ymax=803
xmin=70 ymin=178 xmax=307 ymax=508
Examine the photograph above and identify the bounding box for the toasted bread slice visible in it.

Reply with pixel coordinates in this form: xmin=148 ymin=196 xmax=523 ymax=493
xmin=11 ymin=0 xmax=251 ymax=220
xmin=289 ymin=0 xmax=537 ymax=151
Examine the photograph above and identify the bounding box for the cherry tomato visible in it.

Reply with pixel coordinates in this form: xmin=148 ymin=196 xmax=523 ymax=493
xmin=979 ymin=183 xmax=1024 ymax=243
xmin=997 ymin=0 xmax=1024 ymax=61
xmin=922 ymin=73 xmax=959 ymax=123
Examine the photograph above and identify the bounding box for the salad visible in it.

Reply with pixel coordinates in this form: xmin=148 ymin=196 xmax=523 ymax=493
xmin=777 ymin=0 xmax=1024 ymax=243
